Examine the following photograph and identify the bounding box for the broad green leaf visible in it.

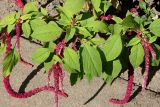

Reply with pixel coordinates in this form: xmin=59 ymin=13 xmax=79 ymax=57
xmin=44 ymin=59 xmax=54 ymax=73
xmin=65 ymin=27 xmax=76 ymax=42
xmin=91 ymin=0 xmax=101 ymax=12
xmin=113 ymin=24 xmax=123 ymax=35
xmin=57 ymin=6 xmax=73 ymax=20
xmin=149 ymin=19 xmax=160 ymax=37
xmin=31 ymin=48 xmax=50 ymax=63
xmin=81 ymin=44 xmax=102 ymax=80
xmin=103 ymin=35 xmax=122 ymax=61
xmin=31 ymin=22 xmax=62 ymax=42
xmin=0 ymin=12 xmax=16 ymax=26
xmin=62 ymin=63 xmax=77 ymax=73
xmin=64 ymin=0 xmax=85 ymax=15
xmin=129 ymin=43 xmax=144 ymax=69
xmin=57 ymin=13 xmax=71 ymax=26
xmin=102 ymin=1 xmax=111 ymax=12
xmin=91 ymin=38 xmax=105 ymax=45
xmin=77 ymin=27 xmax=92 ymax=38
xmin=20 ymin=14 xmax=32 ymax=21
xmin=7 ymin=24 xmax=15 ymax=33
xmin=112 ymin=16 xmax=123 ymax=23
xmin=127 ymin=37 xmax=141 ymax=46
xmin=30 ymin=19 xmax=47 ymax=30
xmin=149 ymin=36 xmax=157 ymax=43
xmin=102 ymin=59 xmax=122 ymax=84
xmin=63 ymin=47 xmax=80 ymax=71
xmin=70 ymin=73 xmax=80 ymax=86
xmin=41 ymin=7 xmax=48 ymax=16
xmin=22 ymin=21 xmax=31 ymax=38
xmin=23 ymin=2 xmax=38 ymax=14
xmin=84 ymin=20 xmax=108 ymax=33
xmin=122 ymin=15 xmax=139 ymax=29
xmin=3 ymin=48 xmax=19 ymax=77
xmin=139 ymin=1 xmax=146 ymax=10
xmin=48 ymin=42 xmax=56 ymax=52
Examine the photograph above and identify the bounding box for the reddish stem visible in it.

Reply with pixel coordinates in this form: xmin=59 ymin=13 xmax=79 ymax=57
xmin=4 ymin=32 xmax=12 ymax=55
xmin=100 ymin=15 xmax=112 ymax=21
xmin=109 ymin=64 xmax=134 ymax=104
xmin=15 ymin=0 xmax=24 ymax=10
xmin=3 ymin=76 xmax=68 ymax=98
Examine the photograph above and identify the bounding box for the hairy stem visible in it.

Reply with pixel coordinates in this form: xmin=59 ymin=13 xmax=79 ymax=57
xmin=109 ymin=64 xmax=134 ymax=104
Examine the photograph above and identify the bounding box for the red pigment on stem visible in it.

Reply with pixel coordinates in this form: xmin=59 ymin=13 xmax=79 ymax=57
xmin=55 ymin=40 xmax=65 ymax=58
xmin=130 ymin=8 xmax=138 ymax=13
xmin=15 ymin=0 xmax=24 ymax=10
xmin=4 ymin=32 xmax=12 ymax=55
xmin=3 ymin=76 xmax=68 ymax=98
xmin=100 ymin=15 xmax=112 ymax=21
xmin=109 ymin=64 xmax=134 ymax=104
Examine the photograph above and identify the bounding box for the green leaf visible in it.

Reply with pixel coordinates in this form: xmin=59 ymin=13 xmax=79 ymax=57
xmin=0 ymin=12 xmax=16 ymax=26
xmin=30 ymin=19 xmax=47 ymax=30
xmin=91 ymin=38 xmax=105 ymax=45
xmin=112 ymin=16 xmax=123 ymax=23
xmin=48 ymin=42 xmax=56 ymax=52
xmin=122 ymin=15 xmax=139 ymax=29
xmin=149 ymin=36 xmax=157 ymax=43
xmin=102 ymin=59 xmax=122 ymax=84
xmin=31 ymin=48 xmax=50 ymax=63
xmin=81 ymin=44 xmax=102 ymax=80
xmin=7 ymin=24 xmax=15 ymax=34
xmin=77 ymin=27 xmax=92 ymax=38
xmin=3 ymin=48 xmax=19 ymax=77
xmin=149 ymin=19 xmax=160 ymax=37
xmin=63 ymin=47 xmax=80 ymax=71
xmin=127 ymin=37 xmax=141 ymax=46
xmin=65 ymin=27 xmax=76 ymax=42
xmin=70 ymin=73 xmax=79 ymax=86
xmin=23 ymin=2 xmax=38 ymax=14
xmin=91 ymin=0 xmax=101 ymax=12
xmin=41 ymin=7 xmax=48 ymax=16
xmin=44 ymin=59 xmax=54 ymax=73
xmin=22 ymin=21 xmax=31 ymax=38
xmin=31 ymin=21 xmax=62 ymax=42
xmin=20 ymin=14 xmax=32 ymax=21
xmin=102 ymin=1 xmax=111 ymax=12
xmin=139 ymin=1 xmax=146 ymax=10
xmin=129 ymin=43 xmax=144 ymax=69
xmin=64 ymin=0 xmax=85 ymax=15
xmin=0 ymin=42 xmax=6 ymax=56
xmin=103 ymin=35 xmax=122 ymax=61
xmin=62 ymin=63 xmax=77 ymax=73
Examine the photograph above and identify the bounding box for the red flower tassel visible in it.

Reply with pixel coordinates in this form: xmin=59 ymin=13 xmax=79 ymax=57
xmin=109 ymin=64 xmax=134 ymax=104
